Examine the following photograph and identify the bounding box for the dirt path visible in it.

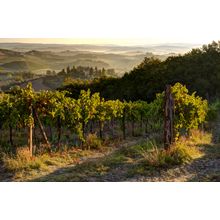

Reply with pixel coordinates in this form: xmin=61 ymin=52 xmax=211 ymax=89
xmin=124 ymin=115 xmax=220 ymax=182
xmin=126 ymin=115 xmax=220 ymax=182
xmin=28 ymin=140 xmax=220 ymax=182
xmin=0 ymin=137 xmax=148 ymax=182
xmin=1 ymin=125 xmax=220 ymax=182
xmin=127 ymin=145 xmax=220 ymax=182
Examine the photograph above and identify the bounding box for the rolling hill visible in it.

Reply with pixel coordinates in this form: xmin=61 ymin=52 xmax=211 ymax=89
xmin=0 ymin=42 xmax=199 ymax=91
xmin=0 ymin=42 xmax=198 ymax=74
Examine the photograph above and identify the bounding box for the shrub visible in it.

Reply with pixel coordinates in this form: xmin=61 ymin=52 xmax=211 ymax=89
xmin=84 ymin=133 xmax=102 ymax=150
xmin=2 ymin=153 xmax=47 ymax=172
xmin=188 ymin=129 xmax=212 ymax=145
xmin=139 ymin=135 xmax=202 ymax=168
xmin=171 ymin=83 xmax=208 ymax=138
xmin=16 ymin=147 xmax=32 ymax=161
xmin=2 ymin=147 xmax=50 ymax=172
xmin=206 ymin=100 xmax=220 ymax=122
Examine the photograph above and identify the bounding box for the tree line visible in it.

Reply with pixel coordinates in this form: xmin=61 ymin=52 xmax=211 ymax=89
xmin=57 ymin=65 xmax=116 ymax=79
xmin=59 ymin=41 xmax=220 ymax=102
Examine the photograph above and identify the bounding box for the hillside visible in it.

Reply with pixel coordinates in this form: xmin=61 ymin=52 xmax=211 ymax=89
xmin=60 ymin=41 xmax=220 ymax=102
xmin=0 ymin=42 xmax=198 ymax=75
xmin=1 ymin=61 xmax=29 ymax=71
xmin=1 ymin=42 xmax=220 ymax=184
xmin=0 ymin=43 xmax=191 ymax=91
xmin=0 ymin=48 xmax=145 ymax=75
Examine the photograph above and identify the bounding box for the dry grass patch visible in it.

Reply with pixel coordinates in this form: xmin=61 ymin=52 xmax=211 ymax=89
xmin=127 ymin=130 xmax=211 ymax=177
xmin=1 ymin=147 xmax=100 ymax=179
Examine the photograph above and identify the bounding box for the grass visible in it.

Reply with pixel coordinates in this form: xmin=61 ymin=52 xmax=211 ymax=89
xmin=0 ymin=130 xmax=213 ymax=181
xmin=126 ymin=130 xmax=211 ymax=178
xmin=1 ymin=146 xmax=107 ymax=181
xmin=32 ymin=130 xmax=210 ymax=181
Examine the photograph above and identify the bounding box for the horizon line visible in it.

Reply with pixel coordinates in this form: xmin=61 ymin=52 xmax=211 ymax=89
xmin=0 ymin=41 xmax=203 ymax=47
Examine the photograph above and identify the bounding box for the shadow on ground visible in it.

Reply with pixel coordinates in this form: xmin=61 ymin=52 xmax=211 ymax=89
xmin=30 ymin=151 xmax=139 ymax=182
xmin=28 ymin=142 xmax=220 ymax=182
xmin=0 ymin=163 xmax=15 ymax=182
xmin=1 ymin=135 xmax=220 ymax=182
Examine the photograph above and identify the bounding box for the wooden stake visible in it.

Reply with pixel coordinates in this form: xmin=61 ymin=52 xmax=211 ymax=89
xmin=122 ymin=109 xmax=126 ymax=139
xmin=164 ymin=85 xmax=174 ymax=150
xmin=33 ymin=108 xmax=50 ymax=146
xmin=29 ymin=122 xmax=33 ymax=157
xmin=9 ymin=124 xmax=13 ymax=147
xmin=57 ymin=116 xmax=61 ymax=148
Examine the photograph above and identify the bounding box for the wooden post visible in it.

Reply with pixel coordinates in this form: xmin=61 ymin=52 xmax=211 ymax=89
xmin=122 ymin=108 xmax=126 ymax=139
xmin=33 ymin=125 xmax=38 ymax=147
xmin=82 ymin=120 xmax=86 ymax=141
xmin=99 ymin=120 xmax=103 ymax=139
xmin=8 ymin=108 xmax=14 ymax=149
xmin=57 ymin=116 xmax=61 ymax=148
xmin=9 ymin=124 xmax=13 ymax=147
xmin=33 ymin=108 xmax=50 ymax=146
xmin=164 ymin=85 xmax=174 ymax=150
xmin=140 ymin=113 xmax=143 ymax=135
xmin=90 ymin=120 xmax=94 ymax=133
xmin=28 ymin=106 xmax=33 ymax=157
xmin=28 ymin=122 xmax=33 ymax=157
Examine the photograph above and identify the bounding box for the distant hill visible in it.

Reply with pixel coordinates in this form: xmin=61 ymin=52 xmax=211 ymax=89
xmin=0 ymin=42 xmax=199 ymax=74
xmin=1 ymin=61 xmax=29 ymax=71
xmin=0 ymin=42 xmax=199 ymax=53
xmin=0 ymin=42 xmax=200 ymax=92
xmin=59 ymin=41 xmax=220 ymax=102
xmin=0 ymin=48 xmax=23 ymax=57
xmin=0 ymin=47 xmax=147 ymax=74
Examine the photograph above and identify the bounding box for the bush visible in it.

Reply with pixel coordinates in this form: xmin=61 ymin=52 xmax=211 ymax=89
xmin=2 ymin=147 xmax=48 ymax=172
xmin=2 ymin=153 xmax=47 ymax=172
xmin=139 ymin=134 xmax=203 ymax=168
xmin=206 ymin=100 xmax=220 ymax=122
xmin=171 ymin=83 xmax=208 ymax=138
xmin=85 ymin=133 xmax=102 ymax=150
xmin=16 ymin=147 xmax=32 ymax=161
xmin=140 ymin=145 xmax=198 ymax=168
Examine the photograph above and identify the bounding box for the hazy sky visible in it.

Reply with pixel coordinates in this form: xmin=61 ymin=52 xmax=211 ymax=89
xmin=1 ymin=0 xmax=220 ymax=45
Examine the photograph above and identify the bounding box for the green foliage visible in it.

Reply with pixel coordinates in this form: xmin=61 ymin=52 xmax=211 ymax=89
xmin=140 ymin=83 xmax=208 ymax=138
xmin=206 ymin=100 xmax=220 ymax=121
xmin=85 ymin=133 xmax=102 ymax=150
xmin=130 ymin=133 xmax=204 ymax=172
xmin=171 ymin=83 xmax=208 ymax=137
xmin=0 ymin=82 xmax=208 ymax=152
xmin=60 ymin=41 xmax=220 ymax=102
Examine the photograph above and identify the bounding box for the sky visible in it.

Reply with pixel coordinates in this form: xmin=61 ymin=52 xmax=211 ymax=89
xmin=0 ymin=0 xmax=220 ymax=45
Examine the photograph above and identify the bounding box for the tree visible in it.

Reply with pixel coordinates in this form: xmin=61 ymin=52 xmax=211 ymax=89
xmin=66 ymin=66 xmax=71 ymax=74
xmin=59 ymin=41 xmax=220 ymax=102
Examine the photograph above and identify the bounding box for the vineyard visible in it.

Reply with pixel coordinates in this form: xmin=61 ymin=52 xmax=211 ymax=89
xmin=0 ymin=82 xmax=208 ymax=159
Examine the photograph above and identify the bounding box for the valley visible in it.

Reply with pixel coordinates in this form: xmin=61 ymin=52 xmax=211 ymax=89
xmin=0 ymin=42 xmax=198 ymax=91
